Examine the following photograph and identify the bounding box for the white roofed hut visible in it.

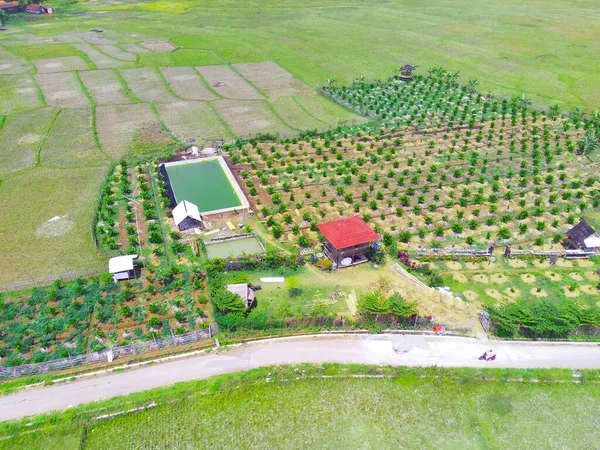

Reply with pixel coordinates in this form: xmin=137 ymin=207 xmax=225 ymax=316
xmin=108 ymin=255 xmax=138 ymax=282
xmin=173 ymin=200 xmax=203 ymax=231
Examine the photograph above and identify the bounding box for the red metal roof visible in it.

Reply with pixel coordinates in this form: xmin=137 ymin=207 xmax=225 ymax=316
xmin=0 ymin=1 xmax=19 ymax=8
xmin=317 ymin=216 xmax=379 ymax=250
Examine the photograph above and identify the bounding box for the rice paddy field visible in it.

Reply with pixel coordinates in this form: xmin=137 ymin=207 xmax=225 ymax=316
xmin=1 ymin=0 xmax=598 ymax=286
xmin=3 ymin=365 xmax=600 ymax=449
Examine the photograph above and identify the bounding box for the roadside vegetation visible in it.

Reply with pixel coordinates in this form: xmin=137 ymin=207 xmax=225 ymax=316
xmin=2 ymin=364 xmax=600 ymax=449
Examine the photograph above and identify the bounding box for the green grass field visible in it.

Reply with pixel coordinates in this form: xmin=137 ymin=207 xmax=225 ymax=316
xmin=3 ymin=365 xmax=600 ymax=449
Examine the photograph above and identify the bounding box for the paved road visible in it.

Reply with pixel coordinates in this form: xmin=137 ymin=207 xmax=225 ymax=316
xmin=1 ymin=334 xmax=599 ymax=422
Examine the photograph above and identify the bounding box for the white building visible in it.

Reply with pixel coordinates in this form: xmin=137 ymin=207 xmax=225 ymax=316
xmin=108 ymin=255 xmax=138 ymax=282
xmin=173 ymin=200 xmax=203 ymax=231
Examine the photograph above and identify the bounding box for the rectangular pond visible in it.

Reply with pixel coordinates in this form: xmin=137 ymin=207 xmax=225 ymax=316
xmin=162 ymin=156 xmax=248 ymax=215
xmin=205 ymin=235 xmax=265 ymax=259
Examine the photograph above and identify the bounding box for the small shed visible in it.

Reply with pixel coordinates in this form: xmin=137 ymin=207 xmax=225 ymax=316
xmin=201 ymin=147 xmax=216 ymax=156
xmin=317 ymin=216 xmax=380 ymax=267
xmin=226 ymin=283 xmax=255 ymax=308
xmin=566 ymin=220 xmax=600 ymax=250
xmin=399 ymin=64 xmax=416 ymax=80
xmin=173 ymin=200 xmax=203 ymax=231
xmin=0 ymin=1 xmax=20 ymax=14
xmin=108 ymin=255 xmax=138 ymax=282
xmin=26 ymin=4 xmax=53 ymax=14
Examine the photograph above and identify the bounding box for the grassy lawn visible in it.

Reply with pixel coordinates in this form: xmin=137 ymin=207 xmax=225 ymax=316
xmin=3 ymin=364 xmax=600 ymax=449
xmin=0 ymin=167 xmax=107 ymax=287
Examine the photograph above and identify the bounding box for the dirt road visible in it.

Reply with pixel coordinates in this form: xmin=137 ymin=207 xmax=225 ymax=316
xmin=1 ymin=334 xmax=599 ymax=422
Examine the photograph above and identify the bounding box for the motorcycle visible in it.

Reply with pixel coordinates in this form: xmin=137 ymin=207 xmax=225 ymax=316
xmin=478 ymin=353 xmax=496 ymax=361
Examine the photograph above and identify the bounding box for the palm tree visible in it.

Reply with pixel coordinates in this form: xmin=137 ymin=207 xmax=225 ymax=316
xmin=577 ymin=129 xmax=600 ymax=155
xmin=517 ymin=92 xmax=532 ymax=109
xmin=467 ymin=79 xmax=479 ymax=93
xmin=548 ymin=104 xmax=561 ymax=119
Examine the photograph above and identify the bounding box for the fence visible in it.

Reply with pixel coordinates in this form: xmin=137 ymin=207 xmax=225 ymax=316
xmin=0 ymin=266 xmax=106 ymax=294
xmin=416 ymin=247 xmax=597 ymax=260
xmin=0 ymin=324 xmax=218 ymax=380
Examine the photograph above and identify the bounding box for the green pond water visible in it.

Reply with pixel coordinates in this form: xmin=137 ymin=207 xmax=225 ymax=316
xmin=205 ymin=237 xmax=264 ymax=259
xmin=165 ymin=160 xmax=242 ymax=213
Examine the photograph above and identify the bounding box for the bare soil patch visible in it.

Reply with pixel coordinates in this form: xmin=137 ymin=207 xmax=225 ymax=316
xmin=484 ymin=288 xmax=503 ymax=300
xmin=34 ymin=72 xmax=89 ymax=108
xmin=563 ymin=287 xmax=580 ymax=298
xmin=197 ymin=65 xmax=263 ymax=99
xmin=503 ymin=287 xmax=520 ymax=298
xmin=531 ymin=287 xmax=548 ymax=297
xmin=555 ymin=259 xmax=573 ymax=268
xmin=490 ymin=273 xmax=507 ymax=284
xmin=79 ymin=31 xmax=117 ymax=45
xmin=465 ymin=262 xmax=481 ymax=270
xmin=79 ymin=69 xmax=132 ymax=105
xmin=160 ymin=67 xmax=216 ymax=100
xmin=462 ymin=290 xmax=478 ymax=301
xmin=583 ymin=271 xmax=598 ymax=282
xmin=445 ymin=261 xmax=462 ymax=270
xmin=472 ymin=274 xmax=488 ymax=283
xmin=577 ymin=259 xmax=594 ymax=267
xmin=508 ymin=259 xmax=527 ymax=268
xmin=521 ymin=274 xmax=536 ymax=284
xmin=568 ymin=272 xmax=583 ymax=281
xmin=452 ymin=273 xmax=467 ymax=283
xmin=120 ymin=67 xmax=178 ymax=103
xmin=580 ymin=284 xmax=597 ymax=295
xmin=544 ymin=271 xmax=562 ymax=281
xmin=36 ymin=215 xmax=75 ymax=238
xmin=34 ymin=56 xmax=88 ymax=73
xmin=233 ymin=61 xmax=313 ymax=97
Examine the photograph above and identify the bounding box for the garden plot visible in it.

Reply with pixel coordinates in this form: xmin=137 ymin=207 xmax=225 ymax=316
xmin=0 ymin=166 xmax=106 ymax=286
xmin=34 ymin=56 xmax=89 ymax=73
xmin=160 ymin=67 xmax=216 ymax=100
xmin=74 ymin=43 xmax=127 ymax=69
xmin=79 ymin=69 xmax=133 ymax=105
xmin=233 ymin=62 xmax=313 ymax=98
xmin=120 ymin=67 xmax=179 ymax=103
xmin=34 ymin=72 xmax=89 ymax=108
xmin=96 ymin=45 xmax=137 ymax=62
xmin=40 ymin=109 xmax=107 ymax=167
xmin=156 ymin=101 xmax=233 ymax=143
xmin=0 ymin=47 xmax=30 ymax=74
xmin=211 ymin=99 xmax=295 ymax=137
xmin=0 ymin=74 xmax=43 ymax=114
xmin=269 ymin=96 xmax=326 ymax=131
xmin=96 ymin=103 xmax=160 ymax=159
xmin=196 ymin=65 xmax=263 ymax=100
xmin=0 ymin=107 xmax=58 ymax=176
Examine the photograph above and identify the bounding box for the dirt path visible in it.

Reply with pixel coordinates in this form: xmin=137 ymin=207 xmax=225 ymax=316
xmin=1 ymin=334 xmax=599 ymax=422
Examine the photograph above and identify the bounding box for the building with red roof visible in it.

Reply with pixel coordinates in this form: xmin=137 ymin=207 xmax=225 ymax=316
xmin=26 ymin=4 xmax=53 ymax=14
xmin=317 ymin=216 xmax=379 ymax=267
xmin=0 ymin=1 xmax=20 ymax=14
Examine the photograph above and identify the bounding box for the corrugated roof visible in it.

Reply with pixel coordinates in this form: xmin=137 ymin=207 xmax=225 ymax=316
xmin=317 ymin=216 xmax=379 ymax=250
xmin=108 ymin=255 xmax=137 ymax=274
xmin=566 ymin=220 xmax=596 ymax=245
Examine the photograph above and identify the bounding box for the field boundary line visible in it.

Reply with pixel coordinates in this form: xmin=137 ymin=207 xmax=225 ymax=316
xmin=112 ymin=68 xmax=144 ymax=103
xmin=154 ymin=66 xmax=187 ymax=102
xmin=35 ymin=108 xmax=61 ymax=166
xmin=192 ymin=66 xmax=223 ymax=99
xmin=205 ymin=100 xmax=236 ymax=140
xmin=291 ymin=95 xmax=329 ymax=126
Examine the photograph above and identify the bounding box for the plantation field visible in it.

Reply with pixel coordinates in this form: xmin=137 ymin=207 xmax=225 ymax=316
xmin=431 ymin=258 xmax=600 ymax=308
xmin=3 ymin=365 xmax=600 ymax=448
